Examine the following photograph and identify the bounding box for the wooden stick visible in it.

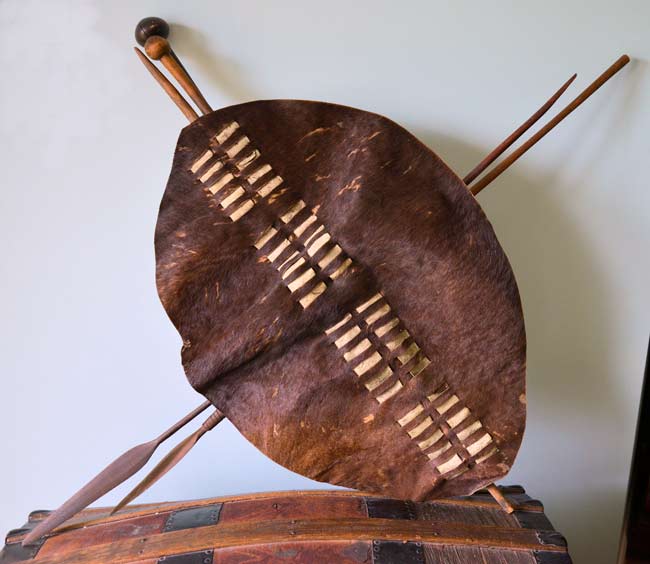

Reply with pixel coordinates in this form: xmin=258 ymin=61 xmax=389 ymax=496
xmin=463 ymin=73 xmax=577 ymax=185
xmin=22 ymin=401 xmax=212 ymax=546
xmin=486 ymin=483 xmax=517 ymax=514
xmin=111 ymin=409 xmax=225 ymax=514
xmin=470 ymin=54 xmax=630 ymax=195
xmin=134 ymin=48 xmax=198 ymax=123
xmin=135 ymin=17 xmax=212 ymax=116
xmin=144 ymin=35 xmax=212 ymax=115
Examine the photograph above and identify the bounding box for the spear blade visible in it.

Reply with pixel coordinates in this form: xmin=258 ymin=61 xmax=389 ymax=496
xmin=22 ymin=400 xmax=212 ymax=546
xmin=111 ymin=430 xmax=201 ymax=515
xmin=21 ymin=440 xmax=158 ymax=545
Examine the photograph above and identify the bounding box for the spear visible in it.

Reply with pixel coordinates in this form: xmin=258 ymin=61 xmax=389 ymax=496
xmin=469 ymin=54 xmax=630 ymax=195
xmin=22 ymin=20 xmax=224 ymax=545
xmin=22 ymin=401 xmax=214 ymax=546
xmin=110 ymin=409 xmax=225 ymax=515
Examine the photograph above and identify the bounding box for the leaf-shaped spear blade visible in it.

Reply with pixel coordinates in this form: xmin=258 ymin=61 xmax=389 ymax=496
xmin=21 ymin=400 xmax=212 ymax=546
xmin=111 ymin=409 xmax=224 ymax=515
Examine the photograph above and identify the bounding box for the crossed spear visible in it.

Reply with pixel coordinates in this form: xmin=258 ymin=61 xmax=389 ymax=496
xmin=22 ymin=16 xmax=630 ymax=547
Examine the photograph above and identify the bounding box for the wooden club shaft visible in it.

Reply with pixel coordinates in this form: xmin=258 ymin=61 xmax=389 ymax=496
xmin=144 ymin=36 xmax=212 ymax=115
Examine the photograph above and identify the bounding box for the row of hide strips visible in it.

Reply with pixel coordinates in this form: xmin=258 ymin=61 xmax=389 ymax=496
xmin=429 ymin=391 xmax=465 ymax=474
xmin=291 ymin=213 xmax=353 ymax=281
xmin=326 ymin=291 xmax=425 ymax=405
xmin=357 ymin=293 xmax=431 ymax=379
xmin=277 ymin=202 xmax=325 ymax=308
xmin=325 ymin=312 xmax=396 ymax=401
xmin=395 ymin=386 xmax=499 ymax=475
xmin=325 ymin=291 xmax=436 ymax=406
xmin=190 ymin=121 xmax=241 ymax=175
xmin=189 ymin=121 xmax=284 ymax=222
xmin=256 ymin=199 xmax=356 ymax=308
xmin=439 ymin=393 xmax=498 ymax=466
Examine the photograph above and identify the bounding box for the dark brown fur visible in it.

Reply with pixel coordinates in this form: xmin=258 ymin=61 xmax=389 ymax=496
xmin=155 ymin=100 xmax=526 ymax=501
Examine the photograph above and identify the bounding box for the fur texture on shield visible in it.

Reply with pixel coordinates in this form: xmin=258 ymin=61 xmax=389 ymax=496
xmin=155 ymin=100 xmax=526 ymax=501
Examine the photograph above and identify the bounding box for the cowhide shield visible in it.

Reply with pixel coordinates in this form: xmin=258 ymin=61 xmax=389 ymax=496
xmin=155 ymin=100 xmax=526 ymax=501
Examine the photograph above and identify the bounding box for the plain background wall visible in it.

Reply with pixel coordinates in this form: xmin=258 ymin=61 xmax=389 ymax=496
xmin=1 ymin=1 xmax=648 ymax=561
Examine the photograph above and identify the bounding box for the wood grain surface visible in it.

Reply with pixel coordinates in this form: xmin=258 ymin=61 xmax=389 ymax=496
xmin=1 ymin=487 xmax=571 ymax=564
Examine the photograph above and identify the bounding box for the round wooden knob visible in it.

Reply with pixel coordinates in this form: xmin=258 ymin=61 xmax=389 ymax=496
xmin=144 ymin=36 xmax=171 ymax=60
xmin=135 ymin=17 xmax=170 ymax=46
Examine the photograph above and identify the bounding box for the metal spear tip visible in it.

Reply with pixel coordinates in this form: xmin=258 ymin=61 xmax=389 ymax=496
xmin=135 ymin=17 xmax=170 ymax=46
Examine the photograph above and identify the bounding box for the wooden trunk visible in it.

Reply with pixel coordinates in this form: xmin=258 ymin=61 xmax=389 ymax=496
xmin=2 ymin=486 xmax=571 ymax=563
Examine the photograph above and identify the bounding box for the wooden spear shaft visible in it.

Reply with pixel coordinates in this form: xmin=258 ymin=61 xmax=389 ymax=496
xmin=22 ymin=401 xmax=213 ymax=546
xmin=463 ymin=73 xmax=577 ymax=185
xmin=134 ymin=47 xmax=198 ymax=122
xmin=486 ymin=483 xmax=516 ymax=514
xmin=470 ymin=54 xmax=630 ymax=195
xmin=111 ymin=410 xmax=225 ymax=514
xmin=144 ymin=36 xmax=213 ymax=115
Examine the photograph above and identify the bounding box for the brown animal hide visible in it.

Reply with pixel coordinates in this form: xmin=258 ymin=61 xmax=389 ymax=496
xmin=155 ymin=100 xmax=526 ymax=501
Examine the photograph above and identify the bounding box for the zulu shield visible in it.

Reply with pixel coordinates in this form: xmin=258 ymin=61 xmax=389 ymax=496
xmin=156 ymin=100 xmax=526 ymax=500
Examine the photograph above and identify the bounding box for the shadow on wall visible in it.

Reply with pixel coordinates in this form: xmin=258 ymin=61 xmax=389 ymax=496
xmin=415 ymin=128 xmax=627 ymax=564
xmin=171 ymin=24 xmax=260 ymax=104
xmin=417 ymin=62 xmax=643 ymax=564
xmin=420 ymin=127 xmax=624 ymax=411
